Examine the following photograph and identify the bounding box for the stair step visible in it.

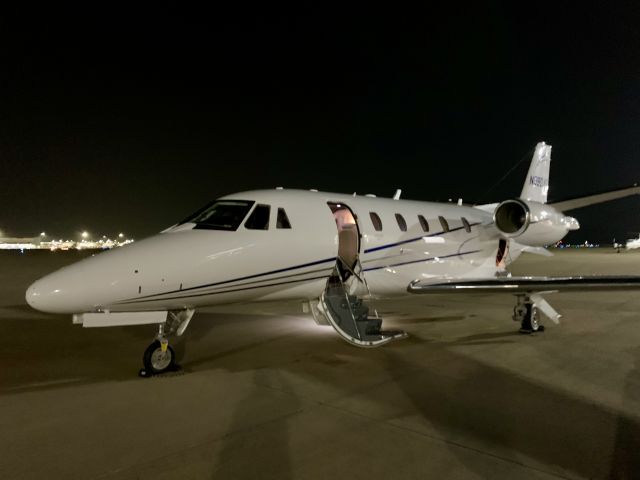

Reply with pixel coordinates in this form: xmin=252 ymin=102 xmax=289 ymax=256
xmin=322 ymin=273 xmax=407 ymax=347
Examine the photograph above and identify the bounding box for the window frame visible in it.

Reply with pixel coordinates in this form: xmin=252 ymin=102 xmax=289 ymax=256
xmin=418 ymin=215 xmax=429 ymax=232
xmin=276 ymin=208 xmax=292 ymax=229
xmin=395 ymin=213 xmax=407 ymax=232
xmin=438 ymin=216 xmax=450 ymax=233
xmin=461 ymin=217 xmax=471 ymax=233
xmin=369 ymin=212 xmax=383 ymax=231
xmin=244 ymin=204 xmax=271 ymax=230
xmin=186 ymin=199 xmax=256 ymax=231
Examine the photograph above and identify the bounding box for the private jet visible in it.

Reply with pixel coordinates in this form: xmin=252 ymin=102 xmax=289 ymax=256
xmin=26 ymin=142 xmax=640 ymax=376
xmin=626 ymin=235 xmax=640 ymax=250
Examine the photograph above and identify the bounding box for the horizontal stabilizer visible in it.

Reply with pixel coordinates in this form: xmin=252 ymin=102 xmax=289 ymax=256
xmin=550 ymin=184 xmax=640 ymax=211
xmin=408 ymin=275 xmax=640 ymax=294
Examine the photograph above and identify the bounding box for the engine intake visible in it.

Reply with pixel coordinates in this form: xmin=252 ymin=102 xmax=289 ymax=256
xmin=493 ymin=198 xmax=579 ymax=247
xmin=494 ymin=199 xmax=529 ymax=236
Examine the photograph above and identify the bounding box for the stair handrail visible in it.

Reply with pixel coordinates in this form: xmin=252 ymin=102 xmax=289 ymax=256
xmin=328 ymin=265 xmax=363 ymax=341
xmin=337 ymin=256 xmax=380 ymax=318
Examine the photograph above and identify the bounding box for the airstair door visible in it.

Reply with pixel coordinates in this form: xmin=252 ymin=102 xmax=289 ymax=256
xmin=317 ymin=202 xmax=406 ymax=347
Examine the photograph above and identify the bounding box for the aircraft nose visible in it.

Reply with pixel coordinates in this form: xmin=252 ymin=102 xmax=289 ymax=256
xmin=25 ymin=281 xmax=41 ymax=309
xmin=26 ymin=277 xmax=57 ymax=313
xmin=25 ymin=275 xmax=80 ymax=314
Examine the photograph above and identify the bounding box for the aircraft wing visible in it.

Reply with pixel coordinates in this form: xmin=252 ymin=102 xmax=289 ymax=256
xmin=408 ymin=275 xmax=640 ymax=294
xmin=549 ymin=184 xmax=640 ymax=211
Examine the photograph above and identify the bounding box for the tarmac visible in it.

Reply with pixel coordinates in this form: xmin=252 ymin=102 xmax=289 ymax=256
xmin=2 ymin=248 xmax=640 ymax=479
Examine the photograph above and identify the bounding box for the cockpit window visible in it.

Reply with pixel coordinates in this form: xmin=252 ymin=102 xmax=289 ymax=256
xmin=276 ymin=208 xmax=292 ymax=229
xmin=184 ymin=200 xmax=255 ymax=231
xmin=245 ymin=204 xmax=271 ymax=230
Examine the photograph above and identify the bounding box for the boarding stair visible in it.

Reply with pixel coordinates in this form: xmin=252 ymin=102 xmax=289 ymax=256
xmin=314 ymin=257 xmax=407 ymax=347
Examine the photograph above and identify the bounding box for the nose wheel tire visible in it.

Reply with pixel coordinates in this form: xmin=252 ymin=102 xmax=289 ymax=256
xmin=140 ymin=340 xmax=176 ymax=376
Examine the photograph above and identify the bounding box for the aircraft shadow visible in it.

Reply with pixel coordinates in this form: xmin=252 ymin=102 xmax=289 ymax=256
xmin=382 ymin=343 xmax=640 ymax=479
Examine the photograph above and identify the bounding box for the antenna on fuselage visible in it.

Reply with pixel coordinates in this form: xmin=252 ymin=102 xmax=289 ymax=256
xmin=393 ymin=189 xmax=402 ymax=200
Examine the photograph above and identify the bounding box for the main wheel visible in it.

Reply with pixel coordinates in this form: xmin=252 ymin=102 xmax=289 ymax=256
xmin=142 ymin=340 xmax=176 ymax=375
xmin=519 ymin=304 xmax=542 ymax=333
xmin=529 ymin=305 xmax=540 ymax=331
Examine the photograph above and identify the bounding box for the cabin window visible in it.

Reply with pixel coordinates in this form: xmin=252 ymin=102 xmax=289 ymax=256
xmin=245 ymin=204 xmax=271 ymax=230
xmin=395 ymin=213 xmax=407 ymax=232
xmin=276 ymin=208 xmax=292 ymax=229
xmin=418 ymin=215 xmax=429 ymax=232
xmin=370 ymin=212 xmax=383 ymax=231
xmin=461 ymin=217 xmax=471 ymax=233
xmin=438 ymin=216 xmax=450 ymax=232
xmin=185 ymin=200 xmax=255 ymax=231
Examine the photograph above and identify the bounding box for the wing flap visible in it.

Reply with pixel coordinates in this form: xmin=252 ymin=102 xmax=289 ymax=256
xmin=408 ymin=275 xmax=640 ymax=294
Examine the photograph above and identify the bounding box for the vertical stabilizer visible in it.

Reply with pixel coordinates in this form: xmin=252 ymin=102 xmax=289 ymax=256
xmin=521 ymin=142 xmax=552 ymax=203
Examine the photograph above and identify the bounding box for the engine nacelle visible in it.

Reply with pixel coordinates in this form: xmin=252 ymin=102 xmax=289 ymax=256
xmin=493 ymin=198 xmax=579 ymax=247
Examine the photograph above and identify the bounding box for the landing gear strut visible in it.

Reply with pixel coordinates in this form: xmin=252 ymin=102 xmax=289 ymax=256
xmin=513 ymin=294 xmax=545 ymax=334
xmin=139 ymin=309 xmax=195 ymax=377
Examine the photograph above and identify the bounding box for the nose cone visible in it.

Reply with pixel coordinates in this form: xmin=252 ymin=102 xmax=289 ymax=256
xmin=25 ymin=281 xmax=41 ymax=310
xmin=25 ymin=273 xmax=86 ymax=314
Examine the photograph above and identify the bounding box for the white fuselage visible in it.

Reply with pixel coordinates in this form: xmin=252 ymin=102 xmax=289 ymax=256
xmin=26 ymin=189 xmax=504 ymax=314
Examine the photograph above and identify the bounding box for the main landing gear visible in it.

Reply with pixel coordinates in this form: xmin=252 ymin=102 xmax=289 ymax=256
xmin=512 ymin=294 xmax=546 ymax=334
xmin=512 ymin=292 xmax=562 ymax=334
xmin=511 ymin=294 xmax=560 ymax=334
xmin=139 ymin=309 xmax=195 ymax=377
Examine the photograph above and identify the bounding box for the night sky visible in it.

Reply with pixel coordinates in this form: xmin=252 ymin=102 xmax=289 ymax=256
xmin=2 ymin=5 xmax=640 ymax=243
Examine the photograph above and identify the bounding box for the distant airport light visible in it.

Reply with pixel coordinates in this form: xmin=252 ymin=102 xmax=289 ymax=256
xmin=118 ymin=233 xmax=124 ymax=238
xmin=81 ymin=231 xmax=89 ymax=239
xmin=40 ymin=232 xmax=46 ymax=237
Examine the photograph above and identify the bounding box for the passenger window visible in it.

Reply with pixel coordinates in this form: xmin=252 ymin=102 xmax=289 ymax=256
xmin=276 ymin=208 xmax=292 ymax=229
xmin=370 ymin=212 xmax=383 ymax=231
xmin=418 ymin=215 xmax=429 ymax=232
xmin=395 ymin=213 xmax=407 ymax=232
xmin=461 ymin=217 xmax=471 ymax=233
xmin=245 ymin=204 xmax=271 ymax=230
xmin=438 ymin=216 xmax=450 ymax=232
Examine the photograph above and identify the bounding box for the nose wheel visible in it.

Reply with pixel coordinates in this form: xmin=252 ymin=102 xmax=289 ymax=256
xmin=139 ymin=322 xmax=180 ymax=377
xmin=139 ymin=339 xmax=176 ymax=377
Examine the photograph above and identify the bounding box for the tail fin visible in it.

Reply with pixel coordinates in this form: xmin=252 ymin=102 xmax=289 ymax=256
xmin=521 ymin=142 xmax=552 ymax=203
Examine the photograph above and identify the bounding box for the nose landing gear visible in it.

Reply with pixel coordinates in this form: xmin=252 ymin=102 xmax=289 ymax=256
xmin=139 ymin=309 xmax=195 ymax=377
